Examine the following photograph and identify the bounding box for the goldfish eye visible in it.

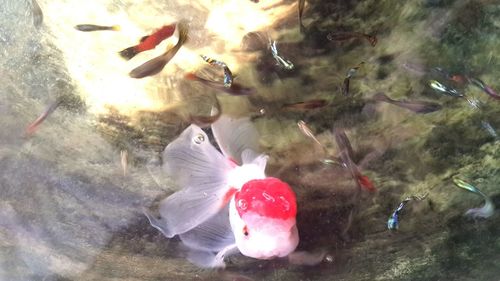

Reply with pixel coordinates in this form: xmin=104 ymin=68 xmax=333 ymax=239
xmin=193 ymin=134 xmax=205 ymax=144
xmin=243 ymin=225 xmax=249 ymax=237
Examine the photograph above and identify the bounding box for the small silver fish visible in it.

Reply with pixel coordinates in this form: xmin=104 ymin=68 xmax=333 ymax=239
xmin=270 ymin=41 xmax=294 ymax=70
xmin=429 ymin=80 xmax=463 ymax=97
xmin=481 ymin=121 xmax=498 ymax=139
xmin=297 ymin=120 xmax=322 ymax=147
xmin=452 ymin=178 xmax=494 ymax=219
xmin=200 ymin=55 xmax=233 ymax=88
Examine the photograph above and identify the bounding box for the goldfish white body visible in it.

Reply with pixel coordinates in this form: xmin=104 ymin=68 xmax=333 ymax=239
xmin=144 ymin=115 xmax=299 ymax=267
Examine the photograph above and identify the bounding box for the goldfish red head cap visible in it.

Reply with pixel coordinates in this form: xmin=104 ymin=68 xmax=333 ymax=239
xmin=234 ymin=177 xmax=297 ymax=220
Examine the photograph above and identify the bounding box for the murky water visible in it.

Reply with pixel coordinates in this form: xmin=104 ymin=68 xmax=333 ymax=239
xmin=1 ymin=0 xmax=499 ymax=280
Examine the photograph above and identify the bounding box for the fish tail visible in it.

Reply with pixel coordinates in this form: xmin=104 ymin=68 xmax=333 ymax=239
xmin=111 ymin=25 xmax=121 ymax=31
xmin=176 ymin=21 xmax=189 ymax=46
xmin=119 ymin=46 xmax=139 ymax=60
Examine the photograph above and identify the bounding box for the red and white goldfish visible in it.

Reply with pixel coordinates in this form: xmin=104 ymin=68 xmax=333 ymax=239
xmin=119 ymin=23 xmax=176 ymax=60
xmin=144 ymin=115 xmax=299 ymax=267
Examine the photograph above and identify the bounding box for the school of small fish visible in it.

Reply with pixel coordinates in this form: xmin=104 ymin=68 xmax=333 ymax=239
xmin=23 ymin=0 xmax=499 ymax=271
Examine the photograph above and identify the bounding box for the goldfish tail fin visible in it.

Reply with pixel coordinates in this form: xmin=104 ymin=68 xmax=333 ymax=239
xmin=111 ymin=25 xmax=121 ymax=31
xmin=155 ymin=125 xmax=235 ymax=236
xmin=119 ymin=46 xmax=138 ymax=60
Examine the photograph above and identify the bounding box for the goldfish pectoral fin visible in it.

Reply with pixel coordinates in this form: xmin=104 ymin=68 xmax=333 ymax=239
xmin=179 ymin=206 xmax=235 ymax=252
xmin=211 ymin=115 xmax=260 ymax=165
xmin=186 ymin=248 xmax=235 ymax=268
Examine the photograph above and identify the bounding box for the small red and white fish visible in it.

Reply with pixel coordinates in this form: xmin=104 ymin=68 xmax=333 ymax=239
xmin=129 ymin=22 xmax=188 ymax=79
xmin=119 ymin=23 xmax=176 ymax=60
xmin=25 ymin=99 xmax=62 ymax=136
xmin=144 ymin=115 xmax=299 ymax=267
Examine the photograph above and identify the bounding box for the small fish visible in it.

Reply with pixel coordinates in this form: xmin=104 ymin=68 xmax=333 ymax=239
xmin=119 ymin=23 xmax=176 ymax=60
xmin=185 ymin=73 xmax=255 ymax=96
xmin=333 ymin=129 xmax=376 ymax=192
xmin=129 ymin=21 xmax=188 ymax=79
xmin=342 ymin=62 xmax=364 ymax=96
xmin=297 ymin=120 xmax=323 ymax=148
xmin=387 ymin=194 xmax=428 ymax=230
xmin=120 ymin=150 xmax=128 ymax=176
xmin=31 ymin=0 xmax=43 ymax=28
xmin=298 ymin=0 xmax=306 ymax=33
xmin=321 ymin=158 xmax=344 ymax=167
xmin=282 ymin=99 xmax=329 ymax=110
xmin=469 ymin=78 xmax=500 ymax=100
xmin=74 ymin=24 xmax=120 ymax=32
xmin=372 ymin=93 xmax=442 ymax=113
xmin=326 ymin=32 xmax=377 ymax=46
xmin=270 ymin=41 xmax=294 ymax=70
xmin=25 ymin=99 xmax=62 ymax=136
xmin=200 ymin=55 xmax=234 ymax=88
xmin=429 ymin=80 xmax=463 ymax=97
xmin=144 ymin=115 xmax=299 ymax=268
xmin=452 ymin=178 xmax=494 ymax=219
xmin=481 ymin=120 xmax=498 ymax=139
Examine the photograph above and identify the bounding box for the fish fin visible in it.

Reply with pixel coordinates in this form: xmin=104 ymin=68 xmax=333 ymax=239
xmin=111 ymin=25 xmax=120 ymax=31
xmin=241 ymin=149 xmax=268 ymax=169
xmin=179 ymin=206 xmax=235 ymax=252
xmin=153 ymin=125 xmax=233 ymax=236
xmin=176 ymin=21 xmax=189 ymax=45
xmin=288 ymin=250 xmax=327 ymax=266
xmin=129 ymin=54 xmax=168 ymax=78
xmin=119 ymin=46 xmax=139 ymax=60
xmin=186 ymin=244 xmax=238 ymax=268
xmin=211 ymin=115 xmax=260 ymax=165
xmin=140 ymin=35 xmax=149 ymax=43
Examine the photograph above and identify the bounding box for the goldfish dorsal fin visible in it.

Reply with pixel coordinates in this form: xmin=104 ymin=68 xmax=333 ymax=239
xmin=212 ymin=115 xmax=260 ymax=165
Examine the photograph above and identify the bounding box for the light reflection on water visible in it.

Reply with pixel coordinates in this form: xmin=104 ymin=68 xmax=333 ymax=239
xmin=0 ymin=0 xmax=499 ymax=280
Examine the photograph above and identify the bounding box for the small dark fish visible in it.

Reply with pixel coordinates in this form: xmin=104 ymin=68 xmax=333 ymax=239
xmin=342 ymin=77 xmax=350 ymax=96
xmin=200 ymin=55 xmax=233 ymax=88
xmin=342 ymin=62 xmax=363 ymax=96
xmin=185 ymin=73 xmax=255 ymax=96
xmin=327 ymin=32 xmax=377 ymax=46
xmin=31 ymin=0 xmax=43 ymax=28
xmin=387 ymin=194 xmax=428 ymax=230
xmin=75 ymin=24 xmax=120 ymax=32
xmin=333 ymin=128 xmax=376 ymax=192
xmin=129 ymin=21 xmax=188 ymax=79
xmin=25 ymin=99 xmax=62 ymax=136
xmin=298 ymin=0 xmax=306 ymax=33
xmin=372 ymin=93 xmax=442 ymax=113
xmin=119 ymin=23 xmax=176 ymax=60
xmin=469 ymin=78 xmax=500 ymax=100
xmin=282 ymin=99 xmax=329 ymax=110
